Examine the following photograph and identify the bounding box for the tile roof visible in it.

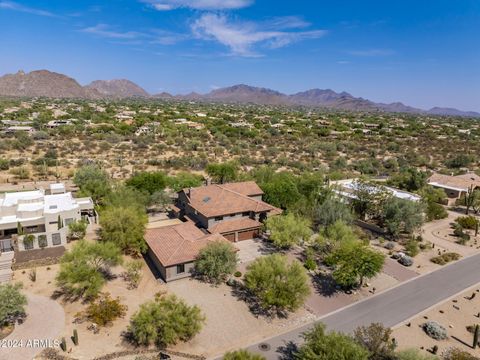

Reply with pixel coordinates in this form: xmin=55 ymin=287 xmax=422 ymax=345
xmin=209 ymin=217 xmax=262 ymax=234
xmin=428 ymin=173 xmax=480 ymax=192
xmin=219 ymin=181 xmax=264 ymax=196
xmin=182 ymin=182 xmax=278 ymax=218
xmin=145 ymin=221 xmax=231 ymax=267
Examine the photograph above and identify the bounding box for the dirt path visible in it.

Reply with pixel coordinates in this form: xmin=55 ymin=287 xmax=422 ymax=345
xmin=1 ymin=293 xmax=65 ymax=360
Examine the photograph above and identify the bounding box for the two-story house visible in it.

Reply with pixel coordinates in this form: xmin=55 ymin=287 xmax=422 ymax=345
xmin=0 ymin=183 xmax=94 ymax=253
xmin=175 ymin=181 xmax=281 ymax=242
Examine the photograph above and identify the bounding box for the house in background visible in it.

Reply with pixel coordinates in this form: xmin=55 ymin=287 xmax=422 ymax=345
xmin=0 ymin=183 xmax=94 ymax=253
xmin=175 ymin=181 xmax=281 ymax=242
xmin=428 ymin=173 xmax=480 ymax=204
xmin=145 ymin=221 xmax=231 ymax=282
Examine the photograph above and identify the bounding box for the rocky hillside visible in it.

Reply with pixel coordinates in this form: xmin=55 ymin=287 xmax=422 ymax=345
xmin=86 ymin=79 xmax=149 ymax=98
xmin=0 ymin=70 xmax=99 ymax=98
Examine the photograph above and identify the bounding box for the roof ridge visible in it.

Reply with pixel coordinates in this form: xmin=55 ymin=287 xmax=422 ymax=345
xmin=218 ymin=185 xmax=273 ymax=209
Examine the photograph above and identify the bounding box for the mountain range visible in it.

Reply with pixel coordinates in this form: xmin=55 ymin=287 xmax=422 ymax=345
xmin=0 ymin=70 xmax=478 ymax=118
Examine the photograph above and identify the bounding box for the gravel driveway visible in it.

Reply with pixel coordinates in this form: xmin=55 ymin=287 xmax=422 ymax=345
xmin=1 ymin=292 xmax=65 ymax=360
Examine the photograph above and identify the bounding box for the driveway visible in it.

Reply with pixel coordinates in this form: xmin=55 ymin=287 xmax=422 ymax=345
xmin=220 ymin=252 xmax=480 ymax=359
xmin=235 ymin=239 xmax=270 ymax=264
xmin=1 ymin=293 xmax=65 ymax=360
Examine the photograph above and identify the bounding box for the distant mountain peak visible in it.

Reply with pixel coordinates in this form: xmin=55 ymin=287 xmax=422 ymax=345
xmin=86 ymin=79 xmax=149 ymax=98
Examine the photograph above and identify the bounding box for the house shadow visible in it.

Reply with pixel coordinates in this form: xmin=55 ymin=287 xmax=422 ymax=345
xmin=310 ymin=272 xmax=341 ymax=298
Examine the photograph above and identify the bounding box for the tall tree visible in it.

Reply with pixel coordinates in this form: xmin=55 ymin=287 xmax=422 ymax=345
xmin=265 ymin=213 xmax=313 ymax=249
xmin=126 ymin=171 xmax=168 ymax=195
xmin=325 ymin=242 xmax=385 ymax=288
xmin=73 ymin=164 xmax=111 ymax=204
xmin=100 ymin=206 xmax=148 ymax=255
xmin=56 ymin=241 xmax=122 ymax=299
xmin=206 ymin=162 xmax=239 ymax=184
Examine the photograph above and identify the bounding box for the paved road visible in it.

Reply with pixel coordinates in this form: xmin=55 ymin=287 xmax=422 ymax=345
xmin=1 ymin=293 xmax=65 ymax=360
xmin=228 ymin=253 xmax=480 ymax=359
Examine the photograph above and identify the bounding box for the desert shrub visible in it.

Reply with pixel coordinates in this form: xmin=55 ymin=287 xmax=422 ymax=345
xmin=442 ymin=347 xmax=478 ymax=360
xmin=404 ymin=239 xmax=420 ymax=257
xmin=422 ymin=321 xmax=448 ymax=340
xmin=0 ymin=283 xmax=27 ymax=326
xmin=353 ymin=323 xmax=396 ymax=360
xmin=84 ymin=293 xmax=127 ymax=326
xmin=425 ymin=202 xmax=448 ymax=221
xmin=223 ymin=349 xmax=266 ymax=360
xmin=128 ymin=294 xmax=204 ymax=347
xmin=123 ymin=260 xmax=143 ymax=289
xmin=68 ymin=220 xmax=88 ymax=240
xmin=455 ymin=216 xmax=478 ymax=230
xmin=384 ymin=242 xmax=395 ymax=250
xmin=430 ymin=252 xmax=461 ymax=265
xmin=396 ymin=349 xmax=437 ymax=360
xmin=234 ymin=271 xmax=242 ymax=278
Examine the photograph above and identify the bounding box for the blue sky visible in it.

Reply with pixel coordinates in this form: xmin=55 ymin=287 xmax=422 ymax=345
xmin=0 ymin=0 xmax=479 ymax=111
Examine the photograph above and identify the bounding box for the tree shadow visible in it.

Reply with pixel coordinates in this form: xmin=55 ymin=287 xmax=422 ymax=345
xmin=277 ymin=340 xmax=298 ymax=360
xmin=310 ymin=272 xmax=340 ymax=297
xmin=230 ymin=282 xmax=289 ymax=319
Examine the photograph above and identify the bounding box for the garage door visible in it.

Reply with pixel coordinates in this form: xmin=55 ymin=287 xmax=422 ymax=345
xmin=223 ymin=233 xmax=236 ymax=242
xmin=237 ymin=229 xmax=259 ymax=241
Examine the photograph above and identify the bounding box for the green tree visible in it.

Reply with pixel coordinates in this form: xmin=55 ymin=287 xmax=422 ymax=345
xmin=265 ymin=213 xmax=313 ymax=249
xmin=56 ymin=241 xmax=122 ymax=299
xmin=128 ymin=294 xmax=205 ymax=347
xmin=295 ymin=323 xmax=370 ymax=360
xmin=316 ymin=221 xmax=358 ymax=255
xmin=104 ymin=185 xmax=149 ymax=211
xmin=244 ymin=254 xmax=310 ymax=314
xmin=261 ymin=172 xmax=301 ymax=210
xmin=74 ymin=164 xmax=111 ymax=204
xmin=126 ymin=171 xmax=168 ymax=195
xmin=169 ymin=172 xmax=204 ymax=192
xmin=0 ymin=283 xmax=27 ymax=326
xmin=224 ymin=350 xmax=266 ymax=360
xmin=326 ymin=242 xmax=385 ymax=288
xmin=206 ymin=162 xmax=239 ymax=184
xmin=353 ymin=323 xmax=396 ymax=360
xmin=195 ymin=241 xmax=238 ymax=284
xmin=100 ymin=206 xmax=148 ymax=255
xmin=382 ymin=198 xmax=425 ymax=238
xmin=314 ymin=196 xmax=353 ymax=228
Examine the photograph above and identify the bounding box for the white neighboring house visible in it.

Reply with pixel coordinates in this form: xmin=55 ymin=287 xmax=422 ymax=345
xmin=47 ymin=119 xmax=73 ymax=128
xmin=333 ymin=179 xmax=422 ymax=202
xmin=5 ymin=126 xmax=35 ymax=134
xmin=0 ymin=183 xmax=94 ymax=253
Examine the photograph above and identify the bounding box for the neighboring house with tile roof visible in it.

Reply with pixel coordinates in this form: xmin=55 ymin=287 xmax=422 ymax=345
xmin=428 ymin=172 xmax=480 ymax=204
xmin=145 ymin=221 xmax=232 ymax=282
xmin=175 ymin=181 xmax=281 ymax=242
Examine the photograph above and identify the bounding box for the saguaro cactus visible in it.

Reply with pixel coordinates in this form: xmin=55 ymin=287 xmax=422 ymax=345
xmin=72 ymin=329 xmax=79 ymax=346
xmin=60 ymin=337 xmax=67 ymax=352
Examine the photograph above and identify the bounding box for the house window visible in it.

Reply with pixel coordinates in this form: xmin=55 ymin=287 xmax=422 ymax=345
xmin=38 ymin=235 xmax=48 ymax=248
xmin=51 ymin=233 xmax=62 ymax=246
xmin=176 ymin=264 xmax=185 ymax=274
xmin=214 ymin=216 xmax=223 ymax=221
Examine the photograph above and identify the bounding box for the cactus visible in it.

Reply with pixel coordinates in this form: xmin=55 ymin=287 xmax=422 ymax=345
xmin=432 ymin=345 xmax=438 ymax=354
xmin=473 ymin=324 xmax=479 ymax=349
xmin=60 ymin=337 xmax=67 ymax=352
xmin=72 ymin=329 xmax=79 ymax=346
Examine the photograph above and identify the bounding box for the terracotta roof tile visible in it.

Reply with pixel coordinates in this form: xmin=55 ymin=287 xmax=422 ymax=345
xmin=145 ymin=221 xmax=231 ymax=266
xmin=428 ymin=173 xmax=480 ymax=192
xmin=182 ymin=182 xmax=278 ymax=218
xmin=209 ymin=217 xmax=262 ymax=234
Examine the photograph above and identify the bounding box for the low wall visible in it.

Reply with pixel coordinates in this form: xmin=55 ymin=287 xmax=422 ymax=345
xmin=354 ymin=219 xmax=387 ymax=235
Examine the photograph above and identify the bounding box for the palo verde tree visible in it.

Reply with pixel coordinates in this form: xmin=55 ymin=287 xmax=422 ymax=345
xmin=295 ymin=323 xmax=370 ymax=360
xmin=194 ymin=241 xmax=238 ymax=284
xmin=128 ymin=294 xmax=205 ymax=347
xmin=205 ymin=161 xmax=239 ymax=184
xmin=244 ymin=254 xmax=310 ymax=315
xmin=56 ymin=240 xmax=122 ymax=299
xmin=73 ymin=164 xmax=111 ymax=204
xmin=325 ymin=242 xmax=385 ymax=289
xmin=265 ymin=213 xmax=313 ymax=249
